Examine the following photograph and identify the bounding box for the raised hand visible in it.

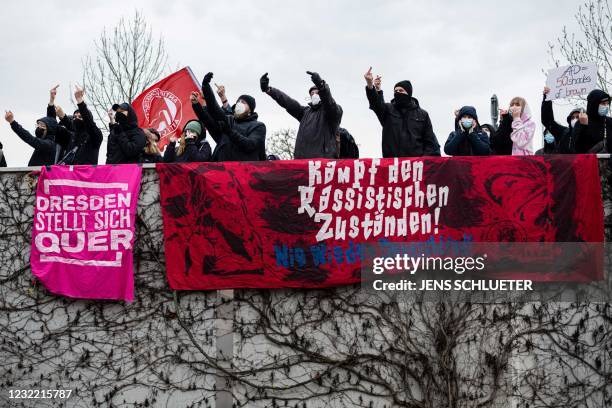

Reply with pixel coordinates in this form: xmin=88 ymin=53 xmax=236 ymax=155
xmin=214 ymin=83 xmax=226 ymax=99
xmin=49 ymin=84 xmax=59 ymax=105
xmin=364 ymin=67 xmax=374 ymax=88
xmin=306 ymin=71 xmax=323 ymax=87
xmin=74 ymin=85 xmax=85 ymax=104
xmin=374 ymin=75 xmax=382 ymax=91
xmin=107 ymin=108 xmax=115 ymax=124
xmin=202 ymin=72 xmax=214 ymax=88
xmin=55 ymin=105 xmax=66 ymax=119
xmin=579 ymin=112 xmax=588 ymax=125
xmin=190 ymin=91 xmax=200 ymax=104
xmin=260 ymin=73 xmax=270 ymax=92
xmin=4 ymin=110 xmax=14 ymax=123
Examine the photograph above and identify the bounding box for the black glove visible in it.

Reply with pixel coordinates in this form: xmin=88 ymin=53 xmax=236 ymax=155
xmin=260 ymin=73 xmax=270 ymax=92
xmin=306 ymin=71 xmax=324 ymax=88
xmin=202 ymin=72 xmax=214 ymax=88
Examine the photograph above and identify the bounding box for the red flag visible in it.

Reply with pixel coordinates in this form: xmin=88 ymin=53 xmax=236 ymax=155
xmin=132 ymin=67 xmax=200 ymax=150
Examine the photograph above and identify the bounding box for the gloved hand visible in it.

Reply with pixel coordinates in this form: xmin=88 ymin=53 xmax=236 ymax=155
xmin=260 ymin=73 xmax=270 ymax=92
xmin=202 ymin=72 xmax=214 ymax=89
xmin=307 ymin=71 xmax=324 ymax=88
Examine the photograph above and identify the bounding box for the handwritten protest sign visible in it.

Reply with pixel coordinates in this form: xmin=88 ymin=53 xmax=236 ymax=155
xmin=546 ymin=62 xmax=597 ymax=101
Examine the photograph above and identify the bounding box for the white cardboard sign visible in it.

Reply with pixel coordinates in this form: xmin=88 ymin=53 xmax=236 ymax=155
xmin=546 ymin=62 xmax=597 ymax=101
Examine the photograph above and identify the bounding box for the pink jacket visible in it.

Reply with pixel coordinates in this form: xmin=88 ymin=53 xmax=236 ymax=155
xmin=510 ymin=103 xmax=536 ymax=156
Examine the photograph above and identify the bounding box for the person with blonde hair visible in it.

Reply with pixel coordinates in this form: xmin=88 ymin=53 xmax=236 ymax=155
xmin=163 ymin=120 xmax=211 ymax=163
xmin=491 ymin=97 xmax=535 ymax=156
xmin=140 ymin=128 xmax=163 ymax=163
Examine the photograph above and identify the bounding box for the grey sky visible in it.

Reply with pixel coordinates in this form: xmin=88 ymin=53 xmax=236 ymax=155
xmin=0 ymin=0 xmax=585 ymax=166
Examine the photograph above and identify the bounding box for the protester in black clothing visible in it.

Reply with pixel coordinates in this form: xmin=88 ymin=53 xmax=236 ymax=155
xmin=261 ymin=71 xmax=343 ymax=159
xmin=4 ymin=110 xmax=58 ymax=166
xmin=336 ymin=127 xmax=359 ymax=159
xmin=541 ymin=87 xmax=581 ymax=154
xmin=364 ymin=67 xmax=440 ymax=157
xmin=106 ymin=103 xmax=146 ymax=164
xmin=163 ymin=120 xmax=211 ymax=163
xmin=47 ymin=86 xmax=103 ymax=165
xmin=573 ymin=89 xmax=612 ymax=153
xmin=194 ymin=72 xmax=266 ymax=162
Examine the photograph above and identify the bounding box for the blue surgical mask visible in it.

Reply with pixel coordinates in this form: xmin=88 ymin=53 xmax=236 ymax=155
xmin=461 ymin=119 xmax=473 ymax=129
xmin=544 ymin=133 xmax=555 ymax=144
xmin=599 ymin=104 xmax=610 ymax=117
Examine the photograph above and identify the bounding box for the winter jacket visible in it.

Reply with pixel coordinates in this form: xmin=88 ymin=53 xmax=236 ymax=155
xmin=163 ymin=120 xmax=212 ymax=163
xmin=574 ymin=89 xmax=612 ymax=153
xmin=163 ymin=138 xmax=212 ymax=163
xmin=337 ymin=127 xmax=359 ymax=159
xmin=198 ymin=82 xmax=266 ymax=162
xmin=365 ymin=86 xmax=440 ymax=157
xmin=541 ymin=95 xmax=580 ymax=154
xmin=106 ymin=104 xmax=147 ymax=164
xmin=444 ymin=107 xmax=491 ymax=156
xmin=11 ymin=116 xmax=58 ymax=166
xmin=267 ymin=83 xmax=342 ymax=159
xmin=140 ymin=152 xmax=163 ymax=163
xmin=47 ymin=102 xmax=103 ymax=164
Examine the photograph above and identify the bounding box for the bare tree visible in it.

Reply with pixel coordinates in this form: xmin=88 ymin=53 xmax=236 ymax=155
xmin=548 ymin=0 xmax=612 ymax=93
xmin=82 ymin=10 xmax=169 ymax=130
xmin=267 ymin=128 xmax=297 ymax=159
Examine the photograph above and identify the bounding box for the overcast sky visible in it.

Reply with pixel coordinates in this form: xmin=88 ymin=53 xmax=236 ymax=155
xmin=0 ymin=0 xmax=586 ymax=166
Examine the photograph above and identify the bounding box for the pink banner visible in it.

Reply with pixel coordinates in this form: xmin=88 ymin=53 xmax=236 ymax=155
xmin=31 ymin=165 xmax=142 ymax=301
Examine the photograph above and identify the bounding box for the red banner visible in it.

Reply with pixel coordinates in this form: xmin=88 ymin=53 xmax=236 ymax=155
xmin=157 ymin=156 xmax=604 ymax=290
xmin=131 ymin=67 xmax=200 ymax=150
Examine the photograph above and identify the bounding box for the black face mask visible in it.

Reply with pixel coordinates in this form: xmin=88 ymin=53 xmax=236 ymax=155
xmin=393 ymin=92 xmax=412 ymax=108
xmin=73 ymin=118 xmax=85 ymax=132
xmin=115 ymin=112 xmax=128 ymax=125
xmin=35 ymin=127 xmax=45 ymax=138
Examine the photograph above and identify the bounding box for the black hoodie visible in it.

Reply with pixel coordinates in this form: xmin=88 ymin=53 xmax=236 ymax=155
xmin=541 ymin=94 xmax=581 ymax=154
xmin=10 ymin=116 xmax=58 ymax=166
xmin=106 ymin=103 xmax=147 ymax=164
xmin=574 ymin=89 xmax=612 ymax=153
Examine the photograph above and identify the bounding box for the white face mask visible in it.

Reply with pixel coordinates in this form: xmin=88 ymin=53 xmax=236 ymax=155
xmin=571 ymin=118 xmax=578 ymax=128
xmin=311 ymin=93 xmax=321 ymax=105
xmin=234 ymin=102 xmax=247 ymax=116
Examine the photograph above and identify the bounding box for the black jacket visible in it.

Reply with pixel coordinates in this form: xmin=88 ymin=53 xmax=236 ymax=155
xmin=163 ymin=120 xmax=212 ymax=163
xmin=541 ymin=95 xmax=580 ymax=154
xmin=106 ymin=104 xmax=147 ymax=164
xmin=163 ymin=138 xmax=212 ymax=163
xmin=198 ymin=83 xmax=266 ymax=162
xmin=267 ymin=83 xmax=342 ymax=159
xmin=444 ymin=107 xmax=491 ymax=156
xmin=47 ymin=102 xmax=103 ymax=164
xmin=11 ymin=116 xmax=58 ymax=166
xmin=140 ymin=151 xmax=163 ymax=163
xmin=574 ymin=89 xmax=612 ymax=153
xmin=365 ymin=86 xmax=440 ymax=157
xmin=490 ymin=113 xmax=513 ymax=155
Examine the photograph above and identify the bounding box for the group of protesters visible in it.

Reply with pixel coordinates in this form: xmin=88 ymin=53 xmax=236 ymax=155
xmin=1 ymin=68 xmax=611 ymax=167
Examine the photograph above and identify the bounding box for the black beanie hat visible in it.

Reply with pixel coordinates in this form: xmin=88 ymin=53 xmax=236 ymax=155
xmin=394 ymin=80 xmax=413 ymax=97
xmin=238 ymin=94 xmax=256 ymax=112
